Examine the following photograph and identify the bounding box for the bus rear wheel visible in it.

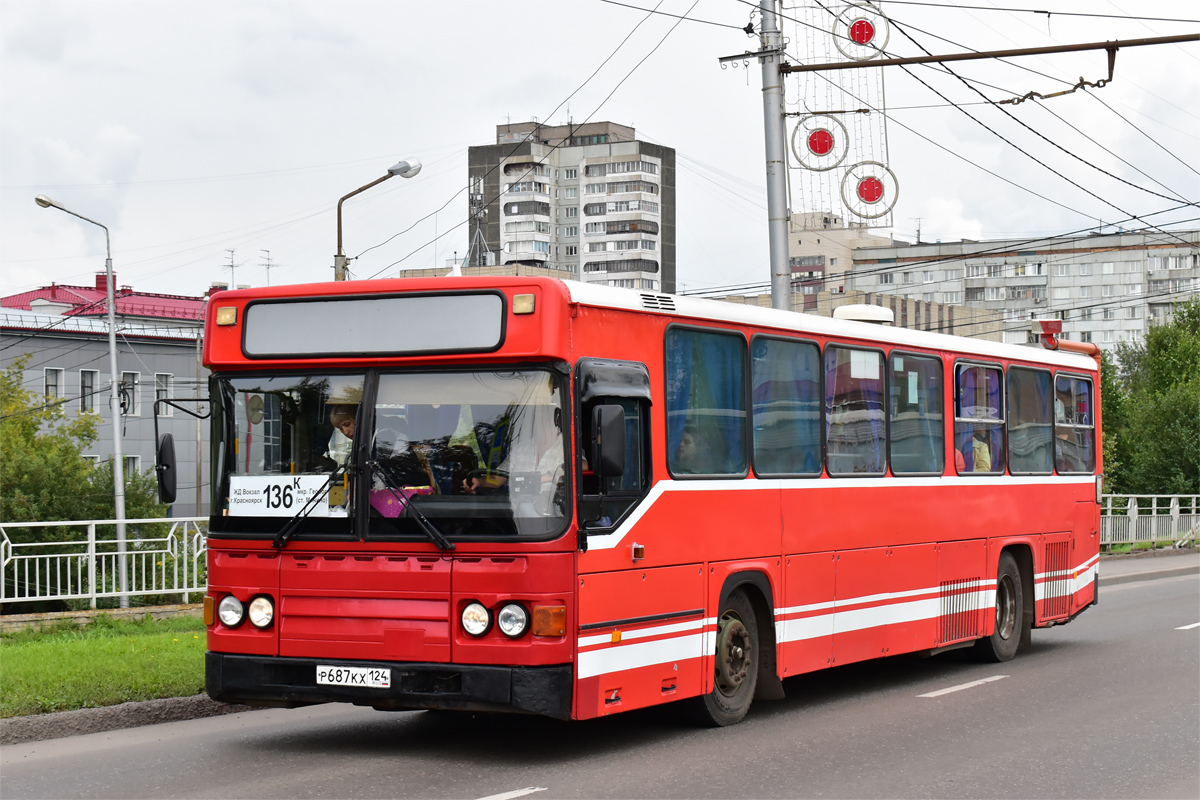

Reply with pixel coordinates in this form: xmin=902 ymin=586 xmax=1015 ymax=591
xmin=688 ymin=590 xmax=759 ymax=727
xmin=974 ymin=551 xmax=1025 ymax=662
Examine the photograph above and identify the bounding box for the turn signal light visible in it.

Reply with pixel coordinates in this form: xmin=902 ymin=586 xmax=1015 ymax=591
xmin=203 ymin=595 xmax=214 ymax=626
xmin=215 ymin=306 xmax=238 ymax=326
xmin=512 ymin=294 xmax=535 ymax=314
xmin=532 ymin=605 xmax=566 ymax=637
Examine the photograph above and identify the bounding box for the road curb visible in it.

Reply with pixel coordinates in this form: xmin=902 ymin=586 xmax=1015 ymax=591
xmin=0 ymin=695 xmax=255 ymax=746
xmin=1102 ymin=565 xmax=1199 ymax=586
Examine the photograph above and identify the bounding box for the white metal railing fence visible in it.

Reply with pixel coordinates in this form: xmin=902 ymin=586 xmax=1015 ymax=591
xmin=1100 ymin=495 xmax=1199 ymax=551
xmin=0 ymin=517 xmax=207 ymax=608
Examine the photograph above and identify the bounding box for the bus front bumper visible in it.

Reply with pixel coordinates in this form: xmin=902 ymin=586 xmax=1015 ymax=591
xmin=206 ymin=652 xmax=573 ymax=720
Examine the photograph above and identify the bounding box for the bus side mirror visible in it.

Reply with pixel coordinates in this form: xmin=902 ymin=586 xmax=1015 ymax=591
xmin=156 ymin=433 xmax=177 ymax=505
xmin=591 ymin=404 xmax=625 ymax=480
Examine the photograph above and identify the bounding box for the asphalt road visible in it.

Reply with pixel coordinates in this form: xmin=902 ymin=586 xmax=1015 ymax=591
xmin=3 ymin=572 xmax=1197 ymax=800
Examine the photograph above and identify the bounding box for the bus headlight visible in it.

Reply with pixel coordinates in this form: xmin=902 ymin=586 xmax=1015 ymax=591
xmin=497 ymin=603 xmax=530 ymax=638
xmin=248 ymin=596 xmax=274 ymax=629
xmin=217 ymin=595 xmax=245 ymax=628
xmin=461 ymin=602 xmax=491 ymax=637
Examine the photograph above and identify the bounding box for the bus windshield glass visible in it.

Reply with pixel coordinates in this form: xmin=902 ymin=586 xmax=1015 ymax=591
xmin=366 ymin=370 xmax=568 ymax=540
xmin=210 ymin=369 xmax=569 ymax=541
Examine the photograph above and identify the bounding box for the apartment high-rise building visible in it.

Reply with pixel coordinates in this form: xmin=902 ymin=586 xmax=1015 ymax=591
xmin=466 ymin=121 xmax=675 ymax=293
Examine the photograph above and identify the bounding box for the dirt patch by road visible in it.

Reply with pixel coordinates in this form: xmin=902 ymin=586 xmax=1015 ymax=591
xmin=1 ymin=695 xmax=255 ymax=745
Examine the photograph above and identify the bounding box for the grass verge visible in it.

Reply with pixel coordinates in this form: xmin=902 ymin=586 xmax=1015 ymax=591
xmin=1 ymin=614 xmax=205 ymax=718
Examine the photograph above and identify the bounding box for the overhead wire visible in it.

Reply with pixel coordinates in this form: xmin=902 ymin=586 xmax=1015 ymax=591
xmin=364 ymin=0 xmax=702 ymax=279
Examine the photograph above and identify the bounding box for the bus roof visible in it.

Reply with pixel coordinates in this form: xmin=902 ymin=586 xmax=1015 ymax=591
xmin=564 ymin=280 xmax=1097 ymax=372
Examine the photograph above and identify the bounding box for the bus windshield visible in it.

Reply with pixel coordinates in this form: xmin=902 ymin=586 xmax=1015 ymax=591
xmin=210 ymin=369 xmax=569 ymax=541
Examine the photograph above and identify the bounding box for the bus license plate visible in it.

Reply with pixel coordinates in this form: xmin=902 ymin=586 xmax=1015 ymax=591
xmin=316 ymin=665 xmax=391 ymax=689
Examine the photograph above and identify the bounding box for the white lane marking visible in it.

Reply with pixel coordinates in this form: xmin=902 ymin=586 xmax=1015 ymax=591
xmin=474 ymin=788 xmax=547 ymax=800
xmin=1175 ymin=622 xmax=1200 ymax=630
xmin=918 ymin=675 xmax=1009 ymax=698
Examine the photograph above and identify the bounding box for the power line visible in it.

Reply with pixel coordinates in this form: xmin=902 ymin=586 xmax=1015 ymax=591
xmin=599 ymin=0 xmax=747 ymax=30
xmin=867 ymin=1 xmax=1200 ymax=25
xmin=365 ymin=0 xmax=702 ymax=279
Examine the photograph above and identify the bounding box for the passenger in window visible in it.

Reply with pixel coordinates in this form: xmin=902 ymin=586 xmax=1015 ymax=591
xmin=674 ymin=425 xmax=712 ymax=474
xmin=462 ymin=406 xmax=565 ymax=515
xmin=971 ymin=426 xmax=992 ymax=472
xmin=326 ymin=405 xmax=357 ymax=467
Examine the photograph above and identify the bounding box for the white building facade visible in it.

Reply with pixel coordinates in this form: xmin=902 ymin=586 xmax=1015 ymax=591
xmin=848 ymin=231 xmax=1199 ymax=348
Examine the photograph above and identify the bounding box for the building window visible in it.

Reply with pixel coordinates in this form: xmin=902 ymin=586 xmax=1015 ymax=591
xmin=44 ymin=368 xmax=63 ymax=399
xmin=566 ymin=226 xmax=578 ymax=237
xmin=945 ymin=292 xmax=962 ymax=303
xmin=1102 ymin=285 xmax=1115 ymax=297
xmin=879 ymin=273 xmax=894 ymax=285
xmin=902 ymin=272 xmax=913 ymax=283
xmin=966 ymin=288 xmax=984 ymax=301
xmin=988 ymin=264 xmax=1003 ymax=278
xmin=124 ymin=455 xmax=141 ymax=476
xmin=1102 ymin=262 xmax=1115 ymax=274
xmin=946 ymin=269 xmax=961 ymax=280
xmin=1079 ymin=263 xmax=1092 ymax=276
xmin=966 ymin=265 xmax=984 ymax=278
xmin=1148 ymin=256 xmax=1167 ymax=271
xmin=155 ymin=374 xmax=173 ymax=416
xmin=1127 ymin=283 xmax=1142 ymax=295
xmin=80 ymin=370 xmax=98 ymax=413
xmin=1053 ymin=264 xmax=1070 ymax=277
xmin=1126 ymin=306 xmax=1142 ymax=319
xmin=565 ymin=207 xmax=578 ymax=218
xmin=564 ymin=187 xmax=578 ymax=199
xmin=1080 ymin=331 xmax=1092 ymax=343
xmin=922 ymin=271 xmax=934 ymax=283
xmin=986 ymin=287 xmax=1004 ymax=301
xmin=1080 ymin=286 xmax=1090 ymax=298
xmin=830 ymin=258 xmax=838 ymax=266
xmin=588 ymin=242 xmax=607 ymax=253
xmin=566 ymin=245 xmax=578 ymax=256
xmin=1079 ymin=308 xmax=1093 ymax=321
xmin=563 ymin=168 xmax=578 ymax=179
xmin=923 ymin=293 xmax=934 ymax=302
xmin=1053 ymin=288 xmax=1070 ymax=300
xmin=1103 ymin=309 xmax=1116 ymax=320
xmin=121 ymin=372 xmax=140 ymax=416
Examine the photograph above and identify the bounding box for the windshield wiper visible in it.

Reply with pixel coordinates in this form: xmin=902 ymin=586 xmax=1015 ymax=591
xmin=369 ymin=459 xmax=455 ymax=552
xmin=272 ymin=466 xmax=347 ymax=549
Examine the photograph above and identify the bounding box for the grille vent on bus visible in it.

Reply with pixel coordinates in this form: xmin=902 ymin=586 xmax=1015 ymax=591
xmin=939 ymin=578 xmax=982 ymax=644
xmin=640 ymin=294 xmax=676 ymax=312
xmin=1043 ymin=541 xmax=1071 ymax=618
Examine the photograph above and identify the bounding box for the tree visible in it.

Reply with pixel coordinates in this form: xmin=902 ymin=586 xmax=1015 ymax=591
xmin=1110 ymin=298 xmax=1200 ymax=495
xmin=1 ymin=354 xmax=165 ymax=524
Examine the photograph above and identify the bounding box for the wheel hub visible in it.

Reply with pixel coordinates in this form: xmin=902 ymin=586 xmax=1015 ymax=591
xmin=715 ymin=614 xmax=752 ymax=696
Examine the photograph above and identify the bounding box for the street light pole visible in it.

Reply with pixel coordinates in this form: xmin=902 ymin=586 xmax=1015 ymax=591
xmin=334 ymin=159 xmax=422 ymax=281
xmin=34 ymin=195 xmax=129 ymax=608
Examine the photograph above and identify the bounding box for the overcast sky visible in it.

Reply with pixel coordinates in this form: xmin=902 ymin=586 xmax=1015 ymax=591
xmin=2 ymin=0 xmax=1197 ymax=301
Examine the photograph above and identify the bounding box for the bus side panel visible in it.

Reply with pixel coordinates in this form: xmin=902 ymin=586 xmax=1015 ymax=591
xmin=937 ymin=539 xmax=988 ymax=644
xmin=887 ymin=544 xmax=940 ymax=655
xmin=1072 ymin=501 xmax=1099 ymax=613
xmin=779 ymin=552 xmax=835 ymax=677
xmin=575 ymin=564 xmax=705 ymax=719
xmin=831 ymin=547 xmax=891 ymax=667
xmin=706 ymin=559 xmax=782 ymax=693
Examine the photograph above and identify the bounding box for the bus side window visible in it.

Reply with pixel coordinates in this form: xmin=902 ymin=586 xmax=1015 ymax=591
xmin=665 ymin=327 xmax=748 ymax=477
xmin=1054 ymin=375 xmax=1095 ymax=473
xmin=955 ymin=363 xmax=1005 ymax=474
xmin=1008 ymin=368 xmax=1053 ymax=474
xmin=751 ymin=336 xmax=821 ymax=476
xmin=888 ymin=353 xmax=944 ymax=475
xmin=825 ymin=345 xmax=886 ymax=476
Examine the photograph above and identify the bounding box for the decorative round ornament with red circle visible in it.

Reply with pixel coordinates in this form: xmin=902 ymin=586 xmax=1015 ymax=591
xmin=791 ymin=115 xmax=849 ymax=172
xmin=833 ymin=3 xmax=890 ymax=61
xmin=840 ymin=161 xmax=899 ymax=219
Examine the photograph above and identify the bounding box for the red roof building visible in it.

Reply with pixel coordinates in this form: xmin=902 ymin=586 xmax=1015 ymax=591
xmin=1 ymin=273 xmax=210 ymax=324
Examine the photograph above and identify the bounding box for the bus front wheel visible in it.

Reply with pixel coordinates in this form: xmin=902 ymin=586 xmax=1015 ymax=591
xmin=974 ymin=551 xmax=1025 ymax=662
xmin=689 ymin=590 xmax=759 ymax=726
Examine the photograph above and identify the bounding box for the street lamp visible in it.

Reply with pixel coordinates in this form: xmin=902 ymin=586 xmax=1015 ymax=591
xmin=34 ymin=194 xmax=130 ymax=608
xmin=333 ymin=159 xmax=422 ymax=281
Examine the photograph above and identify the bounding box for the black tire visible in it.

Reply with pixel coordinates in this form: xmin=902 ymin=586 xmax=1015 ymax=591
xmin=687 ymin=590 xmax=759 ymax=727
xmin=974 ymin=551 xmax=1025 ymax=662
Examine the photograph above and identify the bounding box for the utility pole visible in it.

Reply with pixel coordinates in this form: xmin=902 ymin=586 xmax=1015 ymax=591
xmin=224 ymin=249 xmax=237 ymax=289
xmin=911 ymin=218 xmax=923 ymax=244
xmin=759 ymin=0 xmax=792 ymax=311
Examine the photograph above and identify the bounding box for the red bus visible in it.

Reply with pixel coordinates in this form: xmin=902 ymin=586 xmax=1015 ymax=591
xmin=181 ymin=276 xmax=1100 ymax=726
